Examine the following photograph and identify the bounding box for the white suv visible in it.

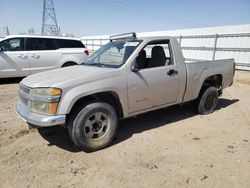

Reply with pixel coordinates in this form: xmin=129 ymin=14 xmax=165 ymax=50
xmin=0 ymin=35 xmax=89 ymax=78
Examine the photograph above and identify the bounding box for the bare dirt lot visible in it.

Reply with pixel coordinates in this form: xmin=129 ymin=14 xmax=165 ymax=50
xmin=0 ymin=71 xmax=250 ymax=188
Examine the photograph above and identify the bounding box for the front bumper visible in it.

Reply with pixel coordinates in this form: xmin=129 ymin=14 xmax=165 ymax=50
xmin=16 ymin=101 xmax=66 ymax=127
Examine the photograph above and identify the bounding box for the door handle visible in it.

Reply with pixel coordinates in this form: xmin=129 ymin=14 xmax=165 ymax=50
xmin=30 ymin=54 xmax=40 ymax=58
xmin=18 ymin=54 xmax=27 ymax=58
xmin=167 ymin=69 xmax=178 ymax=77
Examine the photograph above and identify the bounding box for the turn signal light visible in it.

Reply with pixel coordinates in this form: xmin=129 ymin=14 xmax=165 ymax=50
xmin=51 ymin=88 xmax=62 ymax=96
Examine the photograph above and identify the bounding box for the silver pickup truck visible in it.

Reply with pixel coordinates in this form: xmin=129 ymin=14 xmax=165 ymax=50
xmin=16 ymin=33 xmax=235 ymax=151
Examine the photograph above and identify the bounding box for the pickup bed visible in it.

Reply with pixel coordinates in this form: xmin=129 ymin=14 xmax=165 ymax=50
xmin=16 ymin=33 xmax=235 ymax=151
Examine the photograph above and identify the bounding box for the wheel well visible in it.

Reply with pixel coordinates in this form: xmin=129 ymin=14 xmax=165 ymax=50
xmin=201 ymin=74 xmax=223 ymax=95
xmin=62 ymin=61 xmax=77 ymax=67
xmin=68 ymin=91 xmax=124 ymax=119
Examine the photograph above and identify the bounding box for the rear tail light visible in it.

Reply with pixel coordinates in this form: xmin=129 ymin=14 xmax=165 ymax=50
xmin=84 ymin=50 xmax=89 ymax=56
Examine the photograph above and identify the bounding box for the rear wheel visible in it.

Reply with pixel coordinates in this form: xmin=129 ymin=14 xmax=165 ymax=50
xmin=196 ymin=86 xmax=218 ymax=115
xmin=67 ymin=102 xmax=118 ymax=152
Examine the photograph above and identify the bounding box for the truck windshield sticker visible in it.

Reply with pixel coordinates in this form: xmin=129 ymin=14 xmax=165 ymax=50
xmin=124 ymin=42 xmax=139 ymax=46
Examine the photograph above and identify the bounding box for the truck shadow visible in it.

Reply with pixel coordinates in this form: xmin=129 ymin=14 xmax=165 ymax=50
xmin=0 ymin=77 xmax=24 ymax=85
xmin=110 ymin=98 xmax=239 ymax=148
xmin=38 ymin=98 xmax=239 ymax=152
xmin=38 ymin=126 xmax=80 ymax=152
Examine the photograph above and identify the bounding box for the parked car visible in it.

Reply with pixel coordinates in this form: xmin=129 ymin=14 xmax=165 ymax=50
xmin=16 ymin=33 xmax=235 ymax=151
xmin=0 ymin=35 xmax=89 ymax=78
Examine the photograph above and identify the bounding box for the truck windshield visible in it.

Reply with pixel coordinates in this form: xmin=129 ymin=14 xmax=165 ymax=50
xmin=82 ymin=40 xmax=140 ymax=68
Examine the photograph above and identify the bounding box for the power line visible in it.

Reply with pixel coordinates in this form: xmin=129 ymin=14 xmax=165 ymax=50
xmin=92 ymin=0 xmax=183 ymax=26
xmin=109 ymin=0 xmax=210 ymax=27
xmin=92 ymin=0 xmax=210 ymax=28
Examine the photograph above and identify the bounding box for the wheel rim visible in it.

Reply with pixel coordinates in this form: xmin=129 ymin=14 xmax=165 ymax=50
xmin=83 ymin=112 xmax=110 ymax=140
xmin=204 ymin=95 xmax=215 ymax=110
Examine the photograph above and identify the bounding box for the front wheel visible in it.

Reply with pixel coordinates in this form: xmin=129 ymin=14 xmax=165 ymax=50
xmin=196 ymin=86 xmax=218 ymax=115
xmin=67 ymin=102 xmax=118 ymax=152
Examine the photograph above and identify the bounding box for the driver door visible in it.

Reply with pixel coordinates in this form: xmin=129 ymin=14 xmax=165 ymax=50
xmin=127 ymin=40 xmax=180 ymax=113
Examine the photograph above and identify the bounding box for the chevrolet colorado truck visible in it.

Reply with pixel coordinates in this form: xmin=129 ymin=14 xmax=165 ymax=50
xmin=16 ymin=33 xmax=235 ymax=151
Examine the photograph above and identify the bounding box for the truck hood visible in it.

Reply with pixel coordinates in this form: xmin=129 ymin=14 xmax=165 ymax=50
xmin=21 ymin=65 xmax=121 ymax=88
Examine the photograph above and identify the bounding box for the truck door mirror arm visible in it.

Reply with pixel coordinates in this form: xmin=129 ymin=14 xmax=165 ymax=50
xmin=131 ymin=60 xmax=139 ymax=72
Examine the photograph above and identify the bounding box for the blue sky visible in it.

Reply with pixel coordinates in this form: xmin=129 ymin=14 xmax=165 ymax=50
xmin=0 ymin=0 xmax=249 ymax=37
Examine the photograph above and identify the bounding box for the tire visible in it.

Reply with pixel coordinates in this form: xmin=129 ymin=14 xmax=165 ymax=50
xmin=62 ymin=62 xmax=77 ymax=67
xmin=196 ymin=86 xmax=218 ymax=115
xmin=67 ymin=102 xmax=118 ymax=152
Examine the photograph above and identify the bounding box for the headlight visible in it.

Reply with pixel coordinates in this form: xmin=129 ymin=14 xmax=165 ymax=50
xmin=28 ymin=88 xmax=62 ymax=115
xmin=30 ymin=88 xmax=61 ymax=96
xmin=28 ymin=101 xmax=59 ymax=115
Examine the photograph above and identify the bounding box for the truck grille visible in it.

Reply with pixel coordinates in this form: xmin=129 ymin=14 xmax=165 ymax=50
xmin=19 ymin=84 xmax=31 ymax=106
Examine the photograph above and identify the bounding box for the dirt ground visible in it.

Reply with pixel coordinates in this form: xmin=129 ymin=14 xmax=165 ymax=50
xmin=0 ymin=71 xmax=249 ymax=188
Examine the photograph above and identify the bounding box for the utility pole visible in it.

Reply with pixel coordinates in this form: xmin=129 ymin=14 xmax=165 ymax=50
xmin=41 ymin=0 xmax=60 ymax=36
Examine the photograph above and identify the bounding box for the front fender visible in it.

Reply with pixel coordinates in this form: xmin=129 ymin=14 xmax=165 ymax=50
xmin=56 ymin=79 xmax=128 ymax=117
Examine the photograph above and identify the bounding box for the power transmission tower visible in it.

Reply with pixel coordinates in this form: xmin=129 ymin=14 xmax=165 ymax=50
xmin=4 ymin=26 xmax=10 ymax=35
xmin=6 ymin=26 xmax=10 ymax=35
xmin=41 ymin=0 xmax=60 ymax=36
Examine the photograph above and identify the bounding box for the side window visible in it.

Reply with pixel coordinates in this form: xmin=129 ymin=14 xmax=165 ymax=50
xmin=0 ymin=38 xmax=24 ymax=51
xmin=44 ymin=39 xmax=57 ymax=50
xmin=71 ymin=40 xmax=85 ymax=48
xmin=26 ymin=38 xmax=57 ymax=51
xmin=136 ymin=40 xmax=173 ymax=69
xmin=56 ymin=39 xmax=70 ymax=48
xmin=56 ymin=39 xmax=85 ymax=48
xmin=75 ymin=40 xmax=85 ymax=48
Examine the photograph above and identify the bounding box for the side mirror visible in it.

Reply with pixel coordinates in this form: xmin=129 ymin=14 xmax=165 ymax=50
xmin=0 ymin=46 xmax=3 ymax=52
xmin=131 ymin=60 xmax=139 ymax=72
